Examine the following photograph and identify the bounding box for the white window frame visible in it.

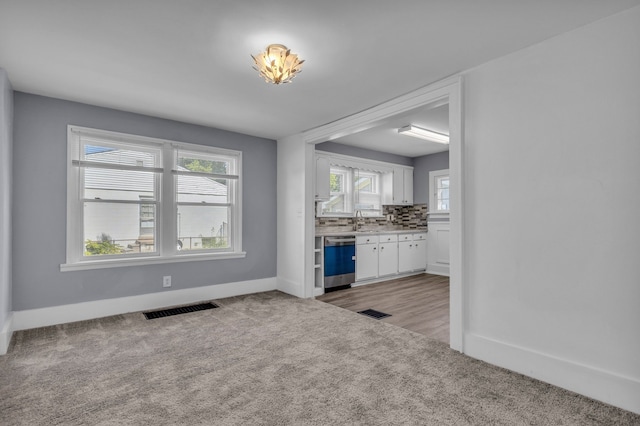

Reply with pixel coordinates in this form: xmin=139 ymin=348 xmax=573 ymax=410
xmin=316 ymin=152 xmax=391 ymax=218
xmin=62 ymin=126 xmax=245 ymax=271
xmin=321 ymin=166 xmax=353 ymax=217
xmin=429 ymin=168 xmax=450 ymax=219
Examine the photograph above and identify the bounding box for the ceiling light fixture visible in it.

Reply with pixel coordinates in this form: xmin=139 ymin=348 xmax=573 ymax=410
xmin=251 ymin=44 xmax=304 ymax=85
xmin=398 ymin=125 xmax=449 ymax=144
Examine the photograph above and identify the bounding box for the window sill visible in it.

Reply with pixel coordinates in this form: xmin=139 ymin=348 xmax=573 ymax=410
xmin=60 ymin=251 xmax=247 ymax=272
xmin=427 ymin=211 xmax=450 ymax=219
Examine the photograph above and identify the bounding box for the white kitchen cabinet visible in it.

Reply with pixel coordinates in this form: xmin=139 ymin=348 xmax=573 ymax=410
xmin=398 ymin=240 xmax=414 ymax=273
xmin=356 ymin=240 xmax=378 ymax=281
xmin=378 ymin=241 xmax=398 ymax=276
xmin=398 ymin=233 xmax=427 ymax=273
xmin=412 ymin=239 xmax=427 ymax=271
xmin=392 ymin=167 xmax=414 ymax=205
xmin=315 ymin=156 xmax=330 ymax=200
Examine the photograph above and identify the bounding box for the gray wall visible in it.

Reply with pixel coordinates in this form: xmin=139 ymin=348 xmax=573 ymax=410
xmin=413 ymin=151 xmax=449 ymax=205
xmin=12 ymin=93 xmax=277 ymax=311
xmin=315 ymin=141 xmax=413 ymax=166
xmin=0 ymin=70 xmax=13 ymax=330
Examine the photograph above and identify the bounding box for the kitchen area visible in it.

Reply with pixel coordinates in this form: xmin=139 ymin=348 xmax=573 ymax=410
xmin=310 ymin=101 xmax=451 ymax=342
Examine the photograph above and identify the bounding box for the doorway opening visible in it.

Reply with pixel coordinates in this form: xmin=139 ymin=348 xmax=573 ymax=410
xmin=303 ymin=77 xmax=463 ymax=351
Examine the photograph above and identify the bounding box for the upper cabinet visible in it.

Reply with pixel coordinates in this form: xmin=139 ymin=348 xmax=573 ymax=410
xmin=382 ymin=166 xmax=413 ymax=205
xmin=315 ymin=156 xmax=330 ymax=201
xmin=393 ymin=167 xmax=413 ymax=205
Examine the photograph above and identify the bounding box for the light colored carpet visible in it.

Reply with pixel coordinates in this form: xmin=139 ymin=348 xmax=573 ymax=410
xmin=1 ymin=291 xmax=637 ymax=425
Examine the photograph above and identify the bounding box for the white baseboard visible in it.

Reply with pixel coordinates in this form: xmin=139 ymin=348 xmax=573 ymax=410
xmin=426 ymin=264 xmax=450 ymax=276
xmin=276 ymin=276 xmax=305 ymax=298
xmin=464 ymin=332 xmax=640 ymax=415
xmin=11 ymin=277 xmax=277 ymax=333
xmin=0 ymin=313 xmax=13 ymax=355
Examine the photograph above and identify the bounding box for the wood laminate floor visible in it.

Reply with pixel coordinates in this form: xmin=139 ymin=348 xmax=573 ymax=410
xmin=317 ymin=273 xmax=450 ymax=344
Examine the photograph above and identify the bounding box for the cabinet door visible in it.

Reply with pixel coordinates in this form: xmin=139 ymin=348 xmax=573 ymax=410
xmin=398 ymin=241 xmax=413 ymax=273
xmin=378 ymin=242 xmax=398 ymax=276
xmin=392 ymin=167 xmax=414 ymax=205
xmin=403 ymin=168 xmax=414 ymax=205
xmin=392 ymin=168 xmax=405 ymax=204
xmin=412 ymin=240 xmax=426 ymax=271
xmin=315 ymin=156 xmax=330 ymax=200
xmin=356 ymin=244 xmax=378 ymax=281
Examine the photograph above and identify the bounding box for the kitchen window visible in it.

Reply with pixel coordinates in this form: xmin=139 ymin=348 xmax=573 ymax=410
xmin=429 ymin=169 xmax=450 ymax=216
xmin=320 ymin=166 xmax=383 ymax=217
xmin=62 ymin=126 xmax=244 ymax=271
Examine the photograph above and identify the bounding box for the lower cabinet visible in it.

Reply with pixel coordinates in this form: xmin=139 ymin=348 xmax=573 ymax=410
xmin=356 ymin=236 xmax=379 ymax=281
xmin=398 ymin=233 xmax=427 ymax=273
xmin=412 ymin=239 xmax=427 ymax=271
xmin=398 ymin=241 xmax=414 ymax=273
xmin=356 ymin=232 xmax=426 ymax=282
xmin=378 ymin=241 xmax=398 ymax=276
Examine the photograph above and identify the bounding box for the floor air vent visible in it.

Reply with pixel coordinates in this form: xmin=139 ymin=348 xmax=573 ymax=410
xmin=358 ymin=309 xmax=391 ymax=320
xmin=144 ymin=302 xmax=218 ymax=320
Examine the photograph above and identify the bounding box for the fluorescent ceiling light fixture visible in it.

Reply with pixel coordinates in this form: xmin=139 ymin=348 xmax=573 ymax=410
xmin=251 ymin=44 xmax=304 ymax=85
xmin=397 ymin=125 xmax=449 ymax=144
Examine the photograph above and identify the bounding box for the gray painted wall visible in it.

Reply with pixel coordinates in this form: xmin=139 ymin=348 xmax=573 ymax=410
xmin=0 ymin=70 xmax=13 ymax=329
xmin=12 ymin=93 xmax=277 ymax=311
xmin=315 ymin=141 xmax=413 ymax=166
xmin=413 ymin=151 xmax=449 ymax=205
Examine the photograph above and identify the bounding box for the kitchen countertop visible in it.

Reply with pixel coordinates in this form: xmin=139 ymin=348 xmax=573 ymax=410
xmin=316 ymin=228 xmax=427 ymax=237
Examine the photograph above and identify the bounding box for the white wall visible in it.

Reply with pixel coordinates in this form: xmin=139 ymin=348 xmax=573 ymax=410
xmin=462 ymin=6 xmax=640 ymax=413
xmin=276 ymin=135 xmax=308 ymax=298
xmin=0 ymin=69 xmax=13 ymax=353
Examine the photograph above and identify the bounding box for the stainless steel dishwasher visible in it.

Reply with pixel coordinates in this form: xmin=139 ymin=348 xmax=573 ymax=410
xmin=323 ymin=236 xmax=356 ymax=291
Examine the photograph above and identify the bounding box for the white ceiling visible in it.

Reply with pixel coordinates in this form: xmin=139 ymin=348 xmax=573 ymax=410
xmin=333 ymin=101 xmax=450 ymax=157
xmin=1 ymin=0 xmax=639 ymax=154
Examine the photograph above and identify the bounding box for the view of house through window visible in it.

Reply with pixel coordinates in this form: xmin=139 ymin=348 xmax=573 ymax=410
xmin=82 ymin=142 xmax=160 ymax=256
xmin=175 ymin=150 xmax=233 ymax=251
xmin=66 ymin=126 xmax=242 ymax=267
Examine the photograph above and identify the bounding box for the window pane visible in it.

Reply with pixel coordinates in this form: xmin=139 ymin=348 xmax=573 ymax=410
xmin=438 ymin=177 xmax=449 ymax=189
xmin=355 ymin=175 xmax=374 ymax=193
xmin=84 ymin=168 xmax=156 ymax=200
xmin=176 ymin=175 xmax=229 ymax=203
xmin=83 ymin=143 xmax=160 ymax=167
xmin=177 ymin=152 xmax=232 ymax=175
xmin=84 ymin=202 xmax=156 ymax=256
xmin=329 ymin=172 xmax=343 ymax=192
xmin=438 ymin=199 xmax=449 ymax=211
xmin=177 ymin=205 xmax=230 ymax=251
xmin=322 ymin=194 xmax=347 ymax=214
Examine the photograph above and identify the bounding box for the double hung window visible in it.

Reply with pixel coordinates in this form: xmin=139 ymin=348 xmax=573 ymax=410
xmin=320 ymin=165 xmax=382 ymax=217
xmin=429 ymin=169 xmax=450 ymax=216
xmin=64 ymin=126 xmax=243 ymax=271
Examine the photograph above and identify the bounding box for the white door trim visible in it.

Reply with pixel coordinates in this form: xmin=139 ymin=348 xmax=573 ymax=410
xmin=302 ymin=75 xmax=465 ymax=352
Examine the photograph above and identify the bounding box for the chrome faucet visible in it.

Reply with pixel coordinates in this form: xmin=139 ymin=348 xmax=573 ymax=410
xmin=353 ymin=209 xmax=364 ymax=231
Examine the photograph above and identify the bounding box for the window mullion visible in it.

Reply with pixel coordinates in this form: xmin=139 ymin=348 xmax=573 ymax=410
xmin=160 ymin=145 xmax=175 ymax=256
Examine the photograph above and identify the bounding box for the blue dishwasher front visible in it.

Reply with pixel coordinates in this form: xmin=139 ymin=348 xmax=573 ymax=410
xmin=324 ymin=236 xmax=356 ymax=290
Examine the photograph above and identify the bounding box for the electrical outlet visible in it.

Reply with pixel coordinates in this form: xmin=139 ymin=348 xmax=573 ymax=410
xmin=163 ymin=276 xmax=171 ymax=288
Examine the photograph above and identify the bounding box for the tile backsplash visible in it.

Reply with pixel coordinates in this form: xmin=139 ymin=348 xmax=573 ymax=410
xmin=315 ymin=204 xmax=428 ymax=231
